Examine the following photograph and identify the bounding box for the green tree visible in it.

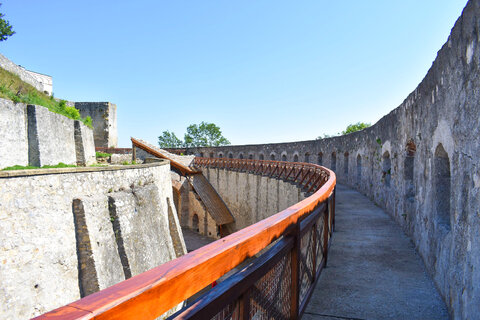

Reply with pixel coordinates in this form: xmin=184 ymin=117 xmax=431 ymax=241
xmin=0 ymin=3 xmax=15 ymax=42
xmin=341 ymin=122 xmax=371 ymax=135
xmin=184 ymin=122 xmax=230 ymax=147
xmin=158 ymin=130 xmax=184 ymax=148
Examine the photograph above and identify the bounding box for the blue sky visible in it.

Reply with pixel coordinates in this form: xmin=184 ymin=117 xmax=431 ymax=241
xmin=1 ymin=1 xmax=468 ymax=147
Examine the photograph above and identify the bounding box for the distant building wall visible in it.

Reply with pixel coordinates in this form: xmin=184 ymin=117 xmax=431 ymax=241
xmin=192 ymin=2 xmax=480 ymax=318
xmin=0 ymin=53 xmax=53 ymax=95
xmin=75 ymin=102 xmax=118 ymax=148
xmin=0 ymin=162 xmax=186 ymax=319
xmin=0 ymin=98 xmax=96 ymax=169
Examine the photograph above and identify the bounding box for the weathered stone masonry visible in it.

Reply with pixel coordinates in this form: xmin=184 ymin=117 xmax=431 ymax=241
xmin=193 ymin=1 xmax=480 ymax=318
xmin=0 ymin=163 xmax=186 ymax=319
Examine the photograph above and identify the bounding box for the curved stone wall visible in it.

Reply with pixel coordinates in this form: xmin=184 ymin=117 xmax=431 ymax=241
xmin=193 ymin=1 xmax=480 ymax=318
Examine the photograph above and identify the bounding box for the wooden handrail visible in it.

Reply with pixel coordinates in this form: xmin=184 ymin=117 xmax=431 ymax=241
xmin=36 ymin=158 xmax=336 ymax=320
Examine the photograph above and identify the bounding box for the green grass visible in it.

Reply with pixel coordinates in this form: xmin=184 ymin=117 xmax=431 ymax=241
xmin=96 ymin=151 xmax=112 ymax=158
xmin=2 ymin=162 xmax=77 ymax=171
xmin=0 ymin=68 xmax=92 ymax=128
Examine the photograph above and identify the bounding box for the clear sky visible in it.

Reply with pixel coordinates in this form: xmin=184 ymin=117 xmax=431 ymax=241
xmin=1 ymin=1 xmax=469 ymax=147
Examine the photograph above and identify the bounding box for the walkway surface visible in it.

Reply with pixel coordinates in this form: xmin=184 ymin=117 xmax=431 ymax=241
xmin=304 ymin=184 xmax=449 ymax=320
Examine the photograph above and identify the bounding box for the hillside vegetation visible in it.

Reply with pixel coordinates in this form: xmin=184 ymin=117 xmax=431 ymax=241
xmin=0 ymin=67 xmax=92 ymax=127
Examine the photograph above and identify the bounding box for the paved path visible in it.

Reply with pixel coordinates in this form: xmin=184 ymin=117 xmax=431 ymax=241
xmin=304 ymin=184 xmax=449 ymax=320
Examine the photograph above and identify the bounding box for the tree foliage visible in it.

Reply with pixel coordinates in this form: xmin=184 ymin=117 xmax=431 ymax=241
xmin=341 ymin=122 xmax=371 ymax=135
xmin=158 ymin=122 xmax=230 ymax=148
xmin=0 ymin=4 xmax=15 ymax=42
xmin=158 ymin=130 xmax=183 ymax=148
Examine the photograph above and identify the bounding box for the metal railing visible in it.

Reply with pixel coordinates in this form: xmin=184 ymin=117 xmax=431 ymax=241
xmin=36 ymin=158 xmax=336 ymax=320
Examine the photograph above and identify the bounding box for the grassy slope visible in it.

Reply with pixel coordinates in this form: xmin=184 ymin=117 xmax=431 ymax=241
xmin=0 ymin=67 xmax=92 ymax=127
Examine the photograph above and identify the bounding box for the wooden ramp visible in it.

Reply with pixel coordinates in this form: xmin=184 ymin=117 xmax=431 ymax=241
xmin=131 ymin=137 xmax=234 ymax=227
xmin=189 ymin=173 xmax=234 ymax=225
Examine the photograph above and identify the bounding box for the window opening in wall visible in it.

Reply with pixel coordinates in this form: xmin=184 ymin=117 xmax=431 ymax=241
xmin=331 ymin=152 xmax=336 ymax=171
xmin=218 ymin=153 xmax=223 ymax=158
xmin=344 ymin=152 xmax=349 ymax=175
xmin=270 ymin=154 xmax=275 ymax=160
xmin=282 ymin=154 xmax=287 ymax=161
xmin=293 ymin=154 xmax=299 ymax=162
xmin=434 ymin=144 xmax=451 ymax=231
xmin=248 ymin=154 xmax=253 ymax=160
xmin=228 ymin=153 xmax=233 ymax=159
xmin=200 ymin=152 xmax=204 ymax=157
xmin=356 ymin=154 xmax=362 ymax=182
xmin=404 ymin=140 xmax=416 ymax=201
xmin=192 ymin=213 xmax=199 ymax=232
xmin=209 ymin=152 xmax=214 ymax=158
xmin=239 ymin=153 xmax=244 ymax=159
xmin=318 ymin=152 xmax=323 ymax=165
xmin=259 ymin=154 xmax=264 ymax=160
xmin=305 ymin=152 xmax=310 ymax=163
xmin=382 ymin=151 xmax=391 ymax=186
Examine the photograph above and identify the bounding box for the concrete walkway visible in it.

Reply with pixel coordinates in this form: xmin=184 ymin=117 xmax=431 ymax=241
xmin=304 ymin=184 xmax=449 ymax=320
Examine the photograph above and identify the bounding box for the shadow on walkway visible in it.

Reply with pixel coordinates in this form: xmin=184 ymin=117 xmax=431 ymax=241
xmin=304 ymin=184 xmax=449 ymax=320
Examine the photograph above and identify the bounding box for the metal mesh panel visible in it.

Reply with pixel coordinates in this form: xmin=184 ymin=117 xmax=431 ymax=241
xmin=210 ymin=301 xmax=240 ymax=320
xmin=299 ymin=227 xmax=315 ymax=303
xmin=316 ymin=214 xmax=325 ymax=274
xmin=249 ymin=251 xmax=292 ymax=320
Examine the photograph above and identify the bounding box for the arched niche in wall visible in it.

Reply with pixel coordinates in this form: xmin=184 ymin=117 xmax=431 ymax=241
xmin=192 ymin=213 xmax=199 ymax=232
xmin=331 ymin=152 xmax=337 ymax=171
xmin=200 ymin=152 xmax=204 ymax=157
xmin=356 ymin=154 xmax=362 ymax=182
xmin=304 ymin=152 xmax=310 ymax=163
xmin=317 ymin=152 xmax=323 ymax=165
xmin=404 ymin=139 xmax=416 ymax=202
xmin=270 ymin=153 xmax=276 ymax=160
xmin=434 ymin=143 xmax=451 ymax=231
xmin=239 ymin=153 xmax=244 ymax=159
xmin=259 ymin=153 xmax=264 ymax=160
xmin=281 ymin=154 xmax=287 ymax=162
xmin=209 ymin=152 xmax=214 ymax=158
xmin=248 ymin=154 xmax=254 ymax=160
xmin=228 ymin=152 xmax=233 ymax=159
xmin=293 ymin=154 xmax=299 ymax=162
xmin=344 ymin=152 xmax=349 ymax=175
xmin=218 ymin=153 xmax=224 ymax=158
xmin=382 ymin=151 xmax=391 ymax=187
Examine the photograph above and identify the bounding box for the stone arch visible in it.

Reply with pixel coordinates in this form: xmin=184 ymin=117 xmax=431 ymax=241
xmin=239 ymin=153 xmax=244 ymax=159
xmin=304 ymin=152 xmax=310 ymax=163
xmin=331 ymin=152 xmax=337 ymax=171
xmin=434 ymin=143 xmax=451 ymax=231
xmin=293 ymin=153 xmax=299 ymax=162
xmin=404 ymin=139 xmax=416 ymax=201
xmin=259 ymin=153 xmax=264 ymax=160
xmin=270 ymin=153 xmax=276 ymax=160
xmin=344 ymin=152 xmax=349 ymax=175
xmin=228 ymin=152 xmax=233 ymax=159
xmin=248 ymin=153 xmax=254 ymax=160
xmin=382 ymin=151 xmax=391 ymax=187
xmin=218 ymin=152 xmax=224 ymax=158
xmin=192 ymin=213 xmax=199 ymax=232
xmin=317 ymin=152 xmax=323 ymax=165
xmin=281 ymin=154 xmax=287 ymax=162
xmin=356 ymin=154 xmax=362 ymax=182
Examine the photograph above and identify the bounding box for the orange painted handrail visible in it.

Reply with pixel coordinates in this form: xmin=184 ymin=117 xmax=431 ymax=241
xmin=36 ymin=158 xmax=336 ymax=320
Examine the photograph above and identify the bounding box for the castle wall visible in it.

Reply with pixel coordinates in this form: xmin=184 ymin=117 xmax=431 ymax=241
xmin=192 ymin=1 xmax=480 ymax=318
xmin=75 ymin=102 xmax=118 ymax=148
xmin=203 ymin=168 xmax=305 ymax=231
xmin=0 ymin=99 xmax=96 ymax=169
xmin=0 ymin=53 xmax=53 ymax=95
xmin=0 ymin=162 xmax=186 ymax=319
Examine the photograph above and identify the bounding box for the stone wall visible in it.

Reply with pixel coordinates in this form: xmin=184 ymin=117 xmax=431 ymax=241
xmin=0 ymin=53 xmax=52 ymax=95
xmin=0 ymin=99 xmax=96 ymax=169
xmin=192 ymin=1 xmax=480 ymax=318
xmin=0 ymin=162 xmax=186 ymax=319
xmin=202 ymin=168 xmax=306 ymax=232
xmin=75 ymin=102 xmax=118 ymax=148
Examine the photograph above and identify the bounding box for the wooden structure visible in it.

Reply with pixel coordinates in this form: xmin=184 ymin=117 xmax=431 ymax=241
xmin=35 ymin=157 xmax=336 ymax=320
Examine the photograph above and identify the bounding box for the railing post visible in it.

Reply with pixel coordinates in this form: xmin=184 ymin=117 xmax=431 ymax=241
xmin=290 ymin=226 xmax=301 ymax=320
xmin=240 ymin=291 xmax=250 ymax=320
xmin=323 ymin=201 xmax=329 ymax=267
